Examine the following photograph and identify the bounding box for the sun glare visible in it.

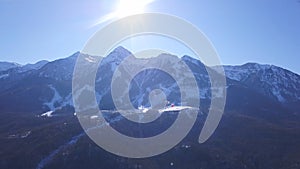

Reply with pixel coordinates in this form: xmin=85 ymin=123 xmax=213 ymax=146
xmin=116 ymin=0 xmax=153 ymax=18
xmin=115 ymin=0 xmax=152 ymax=18
xmin=95 ymin=0 xmax=155 ymax=26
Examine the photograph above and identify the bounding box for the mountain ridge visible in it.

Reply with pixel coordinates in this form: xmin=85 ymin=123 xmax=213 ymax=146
xmin=0 ymin=47 xmax=300 ymax=169
xmin=0 ymin=47 xmax=299 ymax=114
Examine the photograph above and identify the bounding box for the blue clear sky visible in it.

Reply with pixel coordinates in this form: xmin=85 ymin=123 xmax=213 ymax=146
xmin=0 ymin=0 xmax=299 ymax=74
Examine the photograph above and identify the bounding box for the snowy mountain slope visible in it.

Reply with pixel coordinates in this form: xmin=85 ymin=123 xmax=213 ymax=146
xmin=0 ymin=60 xmax=49 ymax=73
xmin=1 ymin=48 xmax=300 ymax=169
xmin=0 ymin=47 xmax=299 ymax=114
xmin=0 ymin=61 xmax=20 ymax=72
xmin=0 ymin=60 xmax=49 ymax=89
xmin=20 ymin=60 xmax=49 ymax=72
xmin=218 ymin=63 xmax=300 ymax=107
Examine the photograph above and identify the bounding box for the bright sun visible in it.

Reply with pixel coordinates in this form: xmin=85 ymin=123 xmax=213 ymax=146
xmin=114 ymin=0 xmax=154 ymax=18
xmin=95 ymin=0 xmax=154 ymax=26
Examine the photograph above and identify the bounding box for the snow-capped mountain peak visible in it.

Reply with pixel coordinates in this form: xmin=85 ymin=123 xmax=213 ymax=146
xmin=222 ymin=63 xmax=300 ymax=103
xmin=105 ymin=46 xmax=132 ymax=61
xmin=0 ymin=47 xmax=299 ymax=113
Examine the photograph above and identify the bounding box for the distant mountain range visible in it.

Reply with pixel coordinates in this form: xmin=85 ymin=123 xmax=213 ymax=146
xmin=1 ymin=46 xmax=300 ymax=169
xmin=0 ymin=46 xmax=299 ymax=115
xmin=0 ymin=60 xmax=49 ymax=73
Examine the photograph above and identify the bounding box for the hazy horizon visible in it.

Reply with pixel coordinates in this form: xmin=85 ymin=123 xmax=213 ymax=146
xmin=1 ymin=0 xmax=299 ymax=74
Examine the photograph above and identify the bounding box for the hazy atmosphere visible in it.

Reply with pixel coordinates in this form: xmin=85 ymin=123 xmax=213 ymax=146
xmin=1 ymin=1 xmax=300 ymax=169
xmin=1 ymin=0 xmax=300 ymax=73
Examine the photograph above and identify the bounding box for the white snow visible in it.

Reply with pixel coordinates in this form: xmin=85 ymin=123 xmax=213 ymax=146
xmin=90 ymin=115 xmax=98 ymax=119
xmin=43 ymin=85 xmax=73 ymax=109
xmin=0 ymin=73 xmax=9 ymax=79
xmin=41 ymin=111 xmax=54 ymax=117
xmin=216 ymin=63 xmax=300 ymax=103
xmin=7 ymin=130 xmax=31 ymax=139
xmin=84 ymin=56 xmax=96 ymax=63
xmin=142 ymin=108 xmax=149 ymax=113
xmin=271 ymin=88 xmax=285 ymax=102
xmin=36 ymin=111 xmax=125 ymax=169
xmin=138 ymin=106 xmax=150 ymax=113
xmin=43 ymin=85 xmax=62 ymax=110
xmin=159 ymin=106 xmax=191 ymax=113
xmin=217 ymin=64 xmax=271 ymax=81
xmin=21 ymin=131 xmax=32 ymax=138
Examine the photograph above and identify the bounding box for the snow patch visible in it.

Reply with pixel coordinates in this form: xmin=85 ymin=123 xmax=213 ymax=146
xmin=41 ymin=111 xmax=54 ymax=117
xmin=7 ymin=130 xmax=31 ymax=139
xmin=84 ymin=56 xmax=96 ymax=63
xmin=159 ymin=106 xmax=191 ymax=113
xmin=0 ymin=73 xmax=9 ymax=79
xmin=43 ymin=85 xmax=62 ymax=110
